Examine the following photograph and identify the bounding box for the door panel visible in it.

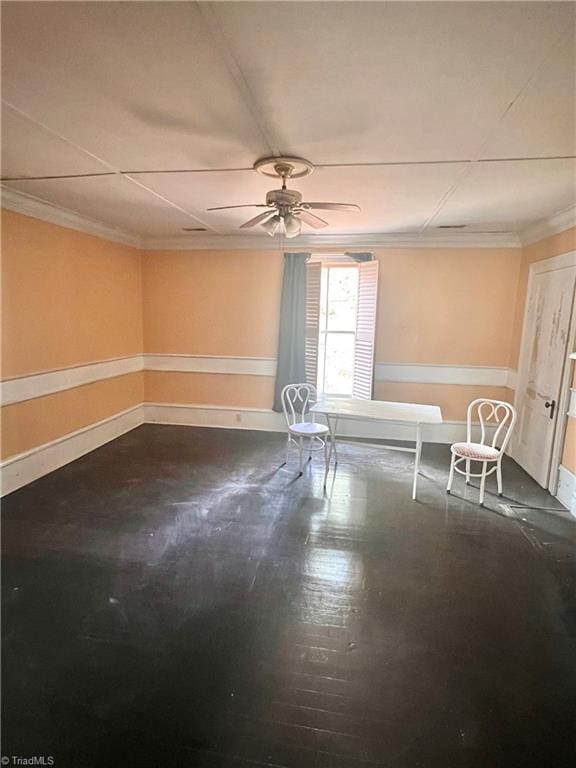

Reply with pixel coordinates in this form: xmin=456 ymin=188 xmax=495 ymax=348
xmin=514 ymin=266 xmax=576 ymax=486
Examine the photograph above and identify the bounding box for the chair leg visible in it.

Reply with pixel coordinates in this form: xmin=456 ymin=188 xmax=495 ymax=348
xmin=496 ymin=460 xmax=503 ymax=496
xmin=323 ymin=438 xmax=329 ymax=488
xmin=298 ymin=437 xmax=304 ymax=475
xmin=447 ymin=452 xmax=455 ymax=493
xmin=479 ymin=462 xmax=487 ymax=506
xmin=282 ymin=436 xmax=290 ymax=466
xmin=465 ymin=459 xmax=471 ymax=485
xmin=308 ymin=437 xmax=313 ymax=462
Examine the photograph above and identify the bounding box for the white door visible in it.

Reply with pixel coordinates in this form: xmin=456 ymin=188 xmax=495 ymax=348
xmin=514 ymin=265 xmax=576 ymax=487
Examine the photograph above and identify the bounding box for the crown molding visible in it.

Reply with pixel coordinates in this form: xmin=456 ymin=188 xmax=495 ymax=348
xmin=1 ymin=186 xmax=142 ymax=248
xmin=519 ymin=204 xmax=576 ymax=246
xmin=141 ymin=230 xmax=521 ymax=250
xmin=5 ymin=184 xmax=575 ymax=251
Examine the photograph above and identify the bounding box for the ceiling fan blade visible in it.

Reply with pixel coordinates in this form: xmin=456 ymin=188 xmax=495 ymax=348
xmin=207 ymin=204 xmax=269 ymax=211
xmin=240 ymin=211 xmax=276 ymax=228
xmin=302 ymin=202 xmax=361 ymax=212
xmin=295 ymin=210 xmax=328 ymax=229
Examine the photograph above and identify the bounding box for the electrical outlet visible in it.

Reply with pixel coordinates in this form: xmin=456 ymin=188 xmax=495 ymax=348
xmin=235 ymin=413 xmax=242 ymax=423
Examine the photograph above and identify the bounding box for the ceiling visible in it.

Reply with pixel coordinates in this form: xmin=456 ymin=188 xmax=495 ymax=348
xmin=1 ymin=1 xmax=575 ymax=247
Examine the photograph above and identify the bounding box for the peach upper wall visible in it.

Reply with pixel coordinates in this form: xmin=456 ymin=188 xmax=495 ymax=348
xmin=142 ymin=246 xmax=522 ymax=367
xmin=373 ymin=247 xmax=522 ymax=366
xmin=1 ymin=210 xmax=143 ymax=379
xmin=523 ymin=226 xmax=576 ymax=265
xmin=143 ymin=249 xmax=282 ymax=357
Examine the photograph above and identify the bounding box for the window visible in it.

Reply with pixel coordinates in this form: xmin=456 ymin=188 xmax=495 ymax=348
xmin=318 ymin=266 xmax=358 ymax=395
xmin=306 ymin=257 xmax=378 ymax=399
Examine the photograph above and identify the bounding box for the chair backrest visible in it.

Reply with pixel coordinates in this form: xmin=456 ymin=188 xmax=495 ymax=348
xmin=281 ymin=383 xmax=317 ymax=428
xmin=466 ymin=399 xmax=517 ymax=452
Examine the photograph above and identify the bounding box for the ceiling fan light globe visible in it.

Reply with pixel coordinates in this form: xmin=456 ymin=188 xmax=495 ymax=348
xmin=284 ymin=212 xmax=302 ymax=238
xmin=261 ymin=214 xmax=281 ymax=236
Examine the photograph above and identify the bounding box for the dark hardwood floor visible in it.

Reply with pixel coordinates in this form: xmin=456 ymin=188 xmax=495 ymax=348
xmin=2 ymin=424 xmax=576 ymax=767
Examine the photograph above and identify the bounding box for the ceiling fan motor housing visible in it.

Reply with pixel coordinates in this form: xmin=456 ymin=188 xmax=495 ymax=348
xmin=266 ymin=188 xmax=302 ymax=208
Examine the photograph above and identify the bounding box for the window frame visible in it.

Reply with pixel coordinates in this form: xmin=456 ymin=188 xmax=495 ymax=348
xmin=306 ymin=253 xmax=378 ymax=401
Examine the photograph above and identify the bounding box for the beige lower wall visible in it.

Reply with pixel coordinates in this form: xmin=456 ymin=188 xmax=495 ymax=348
xmin=374 ymin=382 xmax=513 ymax=422
xmin=0 ymin=368 xmax=514 ymax=462
xmin=144 ymin=371 xmax=274 ymax=408
xmin=1 ymin=372 xmax=143 ymax=459
xmin=143 ymin=370 xmax=511 ymax=423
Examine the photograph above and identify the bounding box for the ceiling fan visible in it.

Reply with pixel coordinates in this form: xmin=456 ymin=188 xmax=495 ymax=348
xmin=207 ymin=156 xmax=360 ymax=238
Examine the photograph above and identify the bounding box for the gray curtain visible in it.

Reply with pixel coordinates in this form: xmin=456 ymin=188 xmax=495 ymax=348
xmin=272 ymin=252 xmax=309 ymax=412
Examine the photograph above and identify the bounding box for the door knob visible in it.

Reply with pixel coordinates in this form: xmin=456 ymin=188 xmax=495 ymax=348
xmin=544 ymin=400 xmax=556 ymax=419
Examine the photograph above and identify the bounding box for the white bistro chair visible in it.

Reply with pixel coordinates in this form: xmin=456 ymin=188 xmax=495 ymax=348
xmin=281 ymin=383 xmax=330 ymax=480
xmin=447 ymin=398 xmax=517 ymax=506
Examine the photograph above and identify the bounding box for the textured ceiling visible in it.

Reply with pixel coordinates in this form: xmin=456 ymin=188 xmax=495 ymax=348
xmin=1 ymin=1 xmax=575 ymax=242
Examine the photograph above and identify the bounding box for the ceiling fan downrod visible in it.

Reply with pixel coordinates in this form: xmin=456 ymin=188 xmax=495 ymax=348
xmin=274 ymin=162 xmax=295 ymax=190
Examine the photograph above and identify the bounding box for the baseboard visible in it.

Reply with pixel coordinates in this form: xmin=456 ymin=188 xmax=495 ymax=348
xmin=0 ymin=404 xmax=144 ymax=496
xmin=143 ymin=403 xmax=287 ymax=432
xmin=557 ymin=465 xmax=576 ymax=517
xmin=143 ymin=402 xmax=471 ymax=444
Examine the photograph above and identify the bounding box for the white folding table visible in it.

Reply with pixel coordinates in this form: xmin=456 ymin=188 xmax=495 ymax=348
xmin=310 ymin=398 xmax=443 ymax=499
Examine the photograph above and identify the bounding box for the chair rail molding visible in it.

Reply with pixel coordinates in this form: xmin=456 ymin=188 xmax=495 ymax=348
xmin=1 ymin=356 xmax=520 ymax=406
xmin=143 ymin=354 xmax=277 ymax=376
xmin=374 ymin=363 xmax=516 ymax=388
xmin=0 ymin=355 xmax=144 ymax=406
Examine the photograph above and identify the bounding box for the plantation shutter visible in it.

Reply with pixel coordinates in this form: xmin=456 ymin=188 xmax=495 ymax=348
xmin=352 ymin=260 xmax=379 ymax=399
xmin=305 ymin=261 xmax=321 ymax=388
